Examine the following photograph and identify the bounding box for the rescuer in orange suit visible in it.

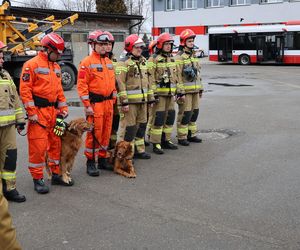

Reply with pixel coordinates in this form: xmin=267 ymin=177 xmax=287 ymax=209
xmin=20 ymin=33 xmax=70 ymax=194
xmin=77 ymin=30 xmax=116 ymax=176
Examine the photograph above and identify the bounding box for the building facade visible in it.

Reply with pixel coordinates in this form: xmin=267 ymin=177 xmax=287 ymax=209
xmin=152 ymin=0 xmax=300 ymax=54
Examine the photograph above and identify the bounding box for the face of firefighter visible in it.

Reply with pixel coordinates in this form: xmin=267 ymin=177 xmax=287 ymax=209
xmin=106 ymin=42 xmax=113 ymax=53
xmin=162 ymin=42 xmax=173 ymax=53
xmin=94 ymin=43 xmax=108 ymax=55
xmin=0 ymin=52 xmax=4 ymax=68
xmin=132 ymin=45 xmax=143 ymax=57
xmin=185 ymin=38 xmax=195 ymax=49
xmin=48 ymin=50 xmax=61 ymax=62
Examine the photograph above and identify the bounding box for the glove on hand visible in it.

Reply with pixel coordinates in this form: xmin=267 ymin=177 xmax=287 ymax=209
xmin=53 ymin=115 xmax=66 ymax=137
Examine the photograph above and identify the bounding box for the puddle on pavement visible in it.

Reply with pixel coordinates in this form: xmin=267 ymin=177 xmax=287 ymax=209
xmin=208 ymin=82 xmax=253 ymax=87
xmin=199 ymin=128 xmax=244 ymax=141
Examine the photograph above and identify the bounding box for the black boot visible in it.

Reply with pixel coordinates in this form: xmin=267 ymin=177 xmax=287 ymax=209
xmin=3 ymin=188 xmax=26 ymax=203
xmin=98 ymin=158 xmax=113 ymax=171
xmin=51 ymin=174 xmax=74 ymax=186
xmin=134 ymin=151 xmax=151 ymax=159
xmin=188 ymin=130 xmax=202 ymax=143
xmin=153 ymin=144 xmax=164 ymax=154
xmin=144 ymin=140 xmax=150 ymax=147
xmin=33 ymin=179 xmax=49 ymax=194
xmin=86 ymin=159 xmax=99 ymax=176
xmin=161 ymin=140 xmax=178 ymax=150
xmin=178 ymin=139 xmax=190 ymax=146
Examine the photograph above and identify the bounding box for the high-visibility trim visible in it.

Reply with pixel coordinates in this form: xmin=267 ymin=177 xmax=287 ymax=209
xmin=188 ymin=124 xmax=197 ymax=132
xmin=117 ymin=91 xmax=127 ymax=97
xmin=134 ymin=138 xmax=144 ymax=146
xmin=57 ymin=101 xmax=67 ymax=108
xmin=184 ymin=85 xmax=202 ymax=90
xmin=0 ymin=80 xmax=11 ymax=85
xmin=80 ymin=95 xmax=89 ymax=100
xmin=28 ymin=162 xmax=46 ymax=168
xmin=0 ymin=114 xmax=15 ymax=123
xmin=106 ymin=64 xmax=113 ymax=70
xmin=147 ymin=89 xmax=154 ymax=95
xmin=110 ymin=134 xmax=117 ymax=140
xmin=34 ymin=67 xmax=50 ymax=75
xmin=1 ymin=171 xmax=16 ymax=180
xmin=24 ymin=101 xmax=35 ymax=108
xmin=85 ymin=148 xmax=100 ymax=153
xmin=15 ymin=108 xmax=23 ymax=115
xmin=112 ymin=92 xmax=117 ymax=98
xmin=48 ymin=158 xmax=60 ymax=165
xmin=99 ymin=145 xmax=108 ymax=150
xmin=156 ymin=88 xmax=176 ymax=93
xmin=115 ymin=66 xmax=128 ymax=72
xmin=127 ymin=89 xmax=148 ymax=95
xmin=0 ymin=109 xmax=14 ymax=116
xmin=54 ymin=69 xmax=61 ymax=74
xmin=89 ymin=64 xmax=103 ymax=69
xmin=150 ymin=128 xmax=163 ymax=135
xmin=178 ymin=127 xmax=188 ymax=134
xmin=163 ymin=127 xmax=173 ymax=133
xmin=127 ymin=94 xmax=144 ymax=99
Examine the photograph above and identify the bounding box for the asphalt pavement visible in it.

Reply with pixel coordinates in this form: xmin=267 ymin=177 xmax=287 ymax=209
xmin=9 ymin=62 xmax=300 ymax=250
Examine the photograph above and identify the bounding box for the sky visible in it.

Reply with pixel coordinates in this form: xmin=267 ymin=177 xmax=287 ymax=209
xmin=10 ymin=0 xmax=152 ymax=33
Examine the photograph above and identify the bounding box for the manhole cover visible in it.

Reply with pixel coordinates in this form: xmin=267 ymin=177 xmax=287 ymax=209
xmin=199 ymin=129 xmax=243 ymax=141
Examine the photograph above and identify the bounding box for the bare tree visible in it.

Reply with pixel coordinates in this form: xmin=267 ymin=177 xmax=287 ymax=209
xmin=59 ymin=0 xmax=96 ymax=12
xmin=125 ymin=0 xmax=150 ymax=34
xmin=27 ymin=0 xmax=53 ymax=8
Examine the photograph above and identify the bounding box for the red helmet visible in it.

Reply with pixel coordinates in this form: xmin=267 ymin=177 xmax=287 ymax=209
xmin=180 ymin=29 xmax=196 ymax=46
xmin=87 ymin=30 xmax=102 ymax=44
xmin=103 ymin=31 xmax=115 ymax=43
xmin=156 ymin=33 xmax=174 ymax=49
xmin=0 ymin=41 xmax=7 ymax=51
xmin=41 ymin=33 xmax=65 ymax=54
xmin=124 ymin=34 xmax=145 ymax=53
xmin=148 ymin=40 xmax=157 ymax=55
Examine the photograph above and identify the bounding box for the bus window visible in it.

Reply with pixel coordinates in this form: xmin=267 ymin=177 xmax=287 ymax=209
xmin=294 ymin=32 xmax=300 ymax=49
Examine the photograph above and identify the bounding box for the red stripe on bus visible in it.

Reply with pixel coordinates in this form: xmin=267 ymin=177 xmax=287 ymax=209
xmin=175 ymin=26 xmax=206 ymax=35
xmin=209 ymin=55 xmax=218 ymax=61
xmin=283 ymin=55 xmax=300 ymax=63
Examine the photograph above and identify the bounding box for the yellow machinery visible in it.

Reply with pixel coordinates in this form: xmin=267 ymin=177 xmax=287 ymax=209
xmin=0 ymin=1 xmax=79 ymax=90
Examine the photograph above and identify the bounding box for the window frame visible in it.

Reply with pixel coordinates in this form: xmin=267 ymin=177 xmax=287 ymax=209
xmin=166 ymin=0 xmax=176 ymax=11
xmin=205 ymin=0 xmax=224 ymax=8
xmin=181 ymin=0 xmax=197 ymax=10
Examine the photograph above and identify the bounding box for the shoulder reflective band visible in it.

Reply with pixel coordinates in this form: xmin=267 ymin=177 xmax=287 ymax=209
xmin=34 ymin=68 xmax=50 ymax=75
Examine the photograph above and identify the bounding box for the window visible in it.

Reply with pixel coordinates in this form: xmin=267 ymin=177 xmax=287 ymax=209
xmin=231 ymin=0 xmax=250 ymax=5
xmin=206 ymin=0 xmax=224 ymax=7
xmin=160 ymin=27 xmax=175 ymax=34
xmin=72 ymin=33 xmax=88 ymax=42
xmin=294 ymin=32 xmax=300 ymax=49
xmin=260 ymin=0 xmax=283 ymax=3
xmin=166 ymin=0 xmax=175 ymax=10
xmin=112 ymin=33 xmax=125 ymax=42
xmin=181 ymin=0 xmax=196 ymax=9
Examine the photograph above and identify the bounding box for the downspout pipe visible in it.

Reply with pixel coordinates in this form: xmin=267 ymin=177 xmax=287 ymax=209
xmin=129 ymin=19 xmax=143 ymax=34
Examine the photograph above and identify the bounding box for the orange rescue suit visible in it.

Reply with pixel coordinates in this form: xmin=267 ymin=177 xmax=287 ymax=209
xmin=20 ymin=51 xmax=68 ymax=179
xmin=77 ymin=51 xmax=116 ymax=159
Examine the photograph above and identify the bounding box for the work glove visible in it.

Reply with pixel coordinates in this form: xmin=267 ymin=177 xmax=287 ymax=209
xmin=85 ymin=106 xmax=94 ymax=116
xmin=53 ymin=115 xmax=66 ymax=137
xmin=16 ymin=122 xmax=26 ymax=132
xmin=28 ymin=114 xmax=38 ymax=123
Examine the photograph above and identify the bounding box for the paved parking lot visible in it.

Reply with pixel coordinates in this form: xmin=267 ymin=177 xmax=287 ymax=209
xmin=9 ymin=62 xmax=300 ymax=250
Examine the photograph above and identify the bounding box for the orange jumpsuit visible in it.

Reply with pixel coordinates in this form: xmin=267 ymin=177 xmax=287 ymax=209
xmin=77 ymin=51 xmax=116 ymax=160
xmin=20 ymin=52 xmax=68 ymax=180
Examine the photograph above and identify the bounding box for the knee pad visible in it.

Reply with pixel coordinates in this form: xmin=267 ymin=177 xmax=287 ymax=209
xmin=181 ymin=111 xmax=193 ymax=125
xmin=165 ymin=110 xmax=176 ymax=126
xmin=4 ymin=149 xmax=17 ymax=172
xmin=136 ymin=122 xmax=147 ymax=138
xmin=154 ymin=111 xmax=166 ymax=127
xmin=124 ymin=125 xmax=137 ymax=142
xmin=190 ymin=109 xmax=199 ymax=123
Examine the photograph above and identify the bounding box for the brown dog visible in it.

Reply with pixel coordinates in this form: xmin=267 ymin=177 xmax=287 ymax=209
xmin=46 ymin=118 xmax=93 ymax=184
xmin=110 ymin=141 xmax=136 ymax=178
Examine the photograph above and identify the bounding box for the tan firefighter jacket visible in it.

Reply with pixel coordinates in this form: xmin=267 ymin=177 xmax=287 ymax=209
xmin=148 ymin=53 xmax=185 ymax=97
xmin=175 ymin=48 xmax=203 ymax=94
xmin=115 ymin=54 xmax=154 ymax=105
xmin=0 ymin=69 xmax=25 ymax=127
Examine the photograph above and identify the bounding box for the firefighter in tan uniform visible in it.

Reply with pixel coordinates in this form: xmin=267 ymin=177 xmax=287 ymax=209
xmin=175 ymin=29 xmax=203 ymax=146
xmin=115 ymin=34 xmax=155 ymax=160
xmin=148 ymin=33 xmax=185 ymax=154
xmin=0 ymin=41 xmax=26 ymax=202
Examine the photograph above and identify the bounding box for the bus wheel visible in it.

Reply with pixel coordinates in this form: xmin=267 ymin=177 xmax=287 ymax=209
xmin=61 ymin=64 xmax=75 ymax=91
xmin=239 ymin=54 xmax=250 ymax=65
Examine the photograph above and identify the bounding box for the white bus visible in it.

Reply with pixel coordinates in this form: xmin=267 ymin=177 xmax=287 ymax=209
xmin=208 ymin=21 xmax=300 ymax=65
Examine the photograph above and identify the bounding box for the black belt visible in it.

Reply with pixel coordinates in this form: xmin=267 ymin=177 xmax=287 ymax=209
xmin=33 ymin=95 xmax=57 ymax=108
xmin=89 ymin=92 xmax=113 ymax=103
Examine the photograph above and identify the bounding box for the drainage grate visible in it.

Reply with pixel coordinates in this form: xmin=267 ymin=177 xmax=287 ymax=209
xmin=198 ymin=128 xmax=243 ymax=141
xmin=208 ymin=82 xmax=253 ymax=87
xmin=67 ymin=100 xmax=83 ymax=107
